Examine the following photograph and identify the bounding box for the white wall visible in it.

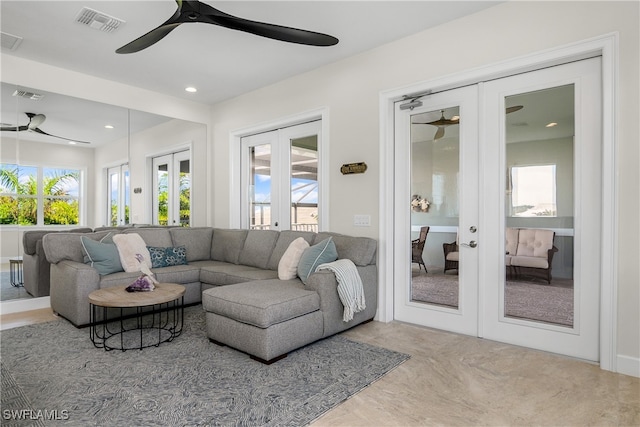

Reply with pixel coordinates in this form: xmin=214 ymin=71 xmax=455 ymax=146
xmin=209 ymin=2 xmax=639 ymax=373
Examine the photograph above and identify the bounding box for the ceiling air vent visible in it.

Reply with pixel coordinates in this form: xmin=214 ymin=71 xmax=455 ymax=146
xmin=75 ymin=7 xmax=125 ymax=33
xmin=12 ymin=90 xmax=44 ymax=101
xmin=1 ymin=31 xmax=23 ymax=51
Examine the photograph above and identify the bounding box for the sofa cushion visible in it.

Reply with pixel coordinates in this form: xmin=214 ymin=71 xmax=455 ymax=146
xmin=81 ymin=233 xmax=123 ymax=275
xmin=516 ymin=229 xmax=554 ymax=258
xmin=147 ymin=246 xmax=187 ymax=268
xmin=123 ymin=227 xmax=173 ymax=247
xmin=43 ymin=230 xmax=115 ymax=264
xmin=202 ymin=280 xmax=320 ymax=328
xmin=510 ymin=256 xmax=549 ymax=269
xmin=314 ymin=232 xmax=377 ymax=266
xmin=238 ymin=229 xmax=279 ymax=269
xmin=278 ymin=237 xmax=309 ymax=280
xmin=211 ymin=229 xmax=248 ymax=264
xmin=298 ymin=237 xmax=338 ymax=285
xmin=23 ymin=228 xmax=92 ymax=255
xmin=169 ymin=227 xmax=213 ymax=262
xmin=99 ymin=264 xmax=201 ymax=289
xmin=266 ymin=230 xmax=317 ymax=270
xmin=199 ymin=262 xmax=278 ymax=286
xmin=113 ymin=233 xmax=152 ymax=272
xmin=506 ymin=227 xmax=519 ymax=255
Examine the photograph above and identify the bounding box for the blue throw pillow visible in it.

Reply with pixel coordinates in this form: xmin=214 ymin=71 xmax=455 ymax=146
xmin=81 ymin=234 xmax=124 ymax=275
xmin=147 ymin=246 xmax=187 ymax=268
xmin=297 ymin=237 xmax=338 ymax=285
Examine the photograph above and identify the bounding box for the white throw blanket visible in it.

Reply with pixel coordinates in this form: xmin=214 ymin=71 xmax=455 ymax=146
xmin=316 ymin=259 xmax=366 ymax=322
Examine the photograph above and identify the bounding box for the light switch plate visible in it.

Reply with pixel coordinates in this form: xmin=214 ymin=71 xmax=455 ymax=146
xmin=353 ymin=214 xmax=371 ymax=226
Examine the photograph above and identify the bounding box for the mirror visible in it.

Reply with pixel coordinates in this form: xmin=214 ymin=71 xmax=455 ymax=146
xmin=0 ymin=82 xmax=206 ymax=304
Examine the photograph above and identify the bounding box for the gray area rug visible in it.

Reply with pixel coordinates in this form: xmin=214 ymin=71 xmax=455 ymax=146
xmin=412 ymin=273 xmax=574 ymax=326
xmin=0 ymin=306 xmax=409 ymax=426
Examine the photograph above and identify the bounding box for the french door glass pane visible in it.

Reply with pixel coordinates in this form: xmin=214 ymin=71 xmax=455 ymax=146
xmin=290 ymin=136 xmax=318 ymax=232
xmin=123 ymin=168 xmax=130 ymax=224
xmin=410 ymin=107 xmax=461 ymax=308
xmin=156 ymin=163 xmax=169 ymax=226
xmin=504 ymin=84 xmax=574 ymax=327
xmin=250 ymin=145 xmax=271 ymax=230
xmin=178 ymin=159 xmax=190 ymax=226
xmin=109 ymin=171 xmax=119 ymax=226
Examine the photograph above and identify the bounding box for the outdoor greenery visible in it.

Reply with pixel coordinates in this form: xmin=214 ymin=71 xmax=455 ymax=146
xmin=0 ymin=164 xmax=80 ymax=225
xmin=156 ymin=171 xmax=190 ymax=226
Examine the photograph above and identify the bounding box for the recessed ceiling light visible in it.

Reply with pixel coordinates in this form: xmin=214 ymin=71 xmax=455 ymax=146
xmin=105 ymin=124 xmax=114 ymax=129
xmin=545 ymin=122 xmax=558 ymax=128
xmin=185 ymin=86 xmax=197 ymax=93
xmin=68 ymin=141 xmax=77 ymax=145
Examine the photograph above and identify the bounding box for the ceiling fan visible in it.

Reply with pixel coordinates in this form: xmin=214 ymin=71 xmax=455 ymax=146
xmin=116 ymin=0 xmax=339 ymax=54
xmin=0 ymin=112 xmax=91 ymax=144
xmin=413 ymin=106 xmax=524 ymax=141
xmin=413 ymin=110 xmax=459 ymax=141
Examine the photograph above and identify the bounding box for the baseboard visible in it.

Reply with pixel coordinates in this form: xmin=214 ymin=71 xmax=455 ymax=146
xmin=0 ymin=297 xmax=51 ymax=315
xmin=616 ymin=354 xmax=640 ymax=378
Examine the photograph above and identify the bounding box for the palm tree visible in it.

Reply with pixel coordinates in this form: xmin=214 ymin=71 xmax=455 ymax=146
xmin=0 ymin=165 xmax=79 ymax=225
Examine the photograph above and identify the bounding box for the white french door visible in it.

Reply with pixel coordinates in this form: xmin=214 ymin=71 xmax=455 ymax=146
xmin=394 ymin=58 xmax=602 ymax=361
xmin=107 ymin=164 xmax=129 ymax=226
xmin=480 ymin=58 xmax=601 ymax=361
xmin=394 ymin=85 xmax=480 ymax=335
xmin=152 ymin=150 xmax=191 ymax=226
xmin=240 ymin=120 xmax=321 ymax=232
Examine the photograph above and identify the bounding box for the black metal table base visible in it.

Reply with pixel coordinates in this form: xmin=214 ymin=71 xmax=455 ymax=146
xmin=9 ymin=258 xmax=23 ymax=287
xmin=89 ymin=296 xmax=184 ymax=351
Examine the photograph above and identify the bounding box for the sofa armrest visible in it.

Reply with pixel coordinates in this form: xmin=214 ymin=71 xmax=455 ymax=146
xmin=50 ymin=260 xmax=100 ymax=327
xmin=305 ymin=264 xmax=378 ymax=337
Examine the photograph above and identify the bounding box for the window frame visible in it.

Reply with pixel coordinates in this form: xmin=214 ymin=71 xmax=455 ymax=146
xmin=0 ymin=162 xmax=86 ymax=228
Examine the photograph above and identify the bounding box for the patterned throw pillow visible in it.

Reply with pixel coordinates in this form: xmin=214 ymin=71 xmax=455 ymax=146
xmin=147 ymin=246 xmax=188 ymax=268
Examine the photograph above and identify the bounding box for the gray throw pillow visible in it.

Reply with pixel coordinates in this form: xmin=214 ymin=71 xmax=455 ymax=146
xmin=297 ymin=237 xmax=338 ymax=285
xmin=81 ymin=234 xmax=124 ymax=275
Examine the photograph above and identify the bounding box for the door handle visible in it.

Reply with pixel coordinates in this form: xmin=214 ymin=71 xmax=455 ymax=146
xmin=460 ymin=240 xmax=477 ymax=248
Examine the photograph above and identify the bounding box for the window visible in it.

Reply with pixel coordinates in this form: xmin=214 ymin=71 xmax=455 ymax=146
xmin=509 ymin=164 xmax=557 ymax=217
xmin=0 ymin=163 xmax=82 ymax=226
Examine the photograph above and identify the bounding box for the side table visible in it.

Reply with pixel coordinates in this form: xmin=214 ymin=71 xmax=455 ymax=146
xmin=9 ymin=257 xmax=24 ymax=287
xmin=88 ymin=283 xmax=185 ymax=351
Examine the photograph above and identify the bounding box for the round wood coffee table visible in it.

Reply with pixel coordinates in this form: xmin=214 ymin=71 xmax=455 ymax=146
xmin=88 ymin=283 xmax=185 ymax=351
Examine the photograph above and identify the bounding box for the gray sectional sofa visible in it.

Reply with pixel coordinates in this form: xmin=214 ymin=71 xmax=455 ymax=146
xmin=43 ymin=227 xmax=378 ymax=362
xmin=22 ymin=228 xmax=92 ymax=297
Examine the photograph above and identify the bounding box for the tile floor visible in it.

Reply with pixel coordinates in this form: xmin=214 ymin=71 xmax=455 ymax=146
xmin=2 ymin=308 xmax=638 ymax=426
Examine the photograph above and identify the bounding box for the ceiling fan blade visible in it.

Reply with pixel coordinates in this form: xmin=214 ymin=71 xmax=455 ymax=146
xmin=506 ymin=105 xmax=524 ymax=114
xmin=0 ymin=125 xmax=28 ymax=132
xmin=32 ymin=128 xmax=91 ymax=144
xmin=116 ymin=22 xmax=183 ymax=54
xmin=434 ymin=127 xmax=445 ymax=140
xmin=117 ymin=0 xmax=337 ymax=53
xmin=210 ymin=15 xmax=339 ymax=47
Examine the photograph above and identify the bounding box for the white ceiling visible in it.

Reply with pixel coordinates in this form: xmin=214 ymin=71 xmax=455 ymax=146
xmin=0 ymin=1 xmax=501 ymax=105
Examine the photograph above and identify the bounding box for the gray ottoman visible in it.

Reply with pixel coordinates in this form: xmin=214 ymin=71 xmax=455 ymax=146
xmin=202 ymin=279 xmax=324 ymax=363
